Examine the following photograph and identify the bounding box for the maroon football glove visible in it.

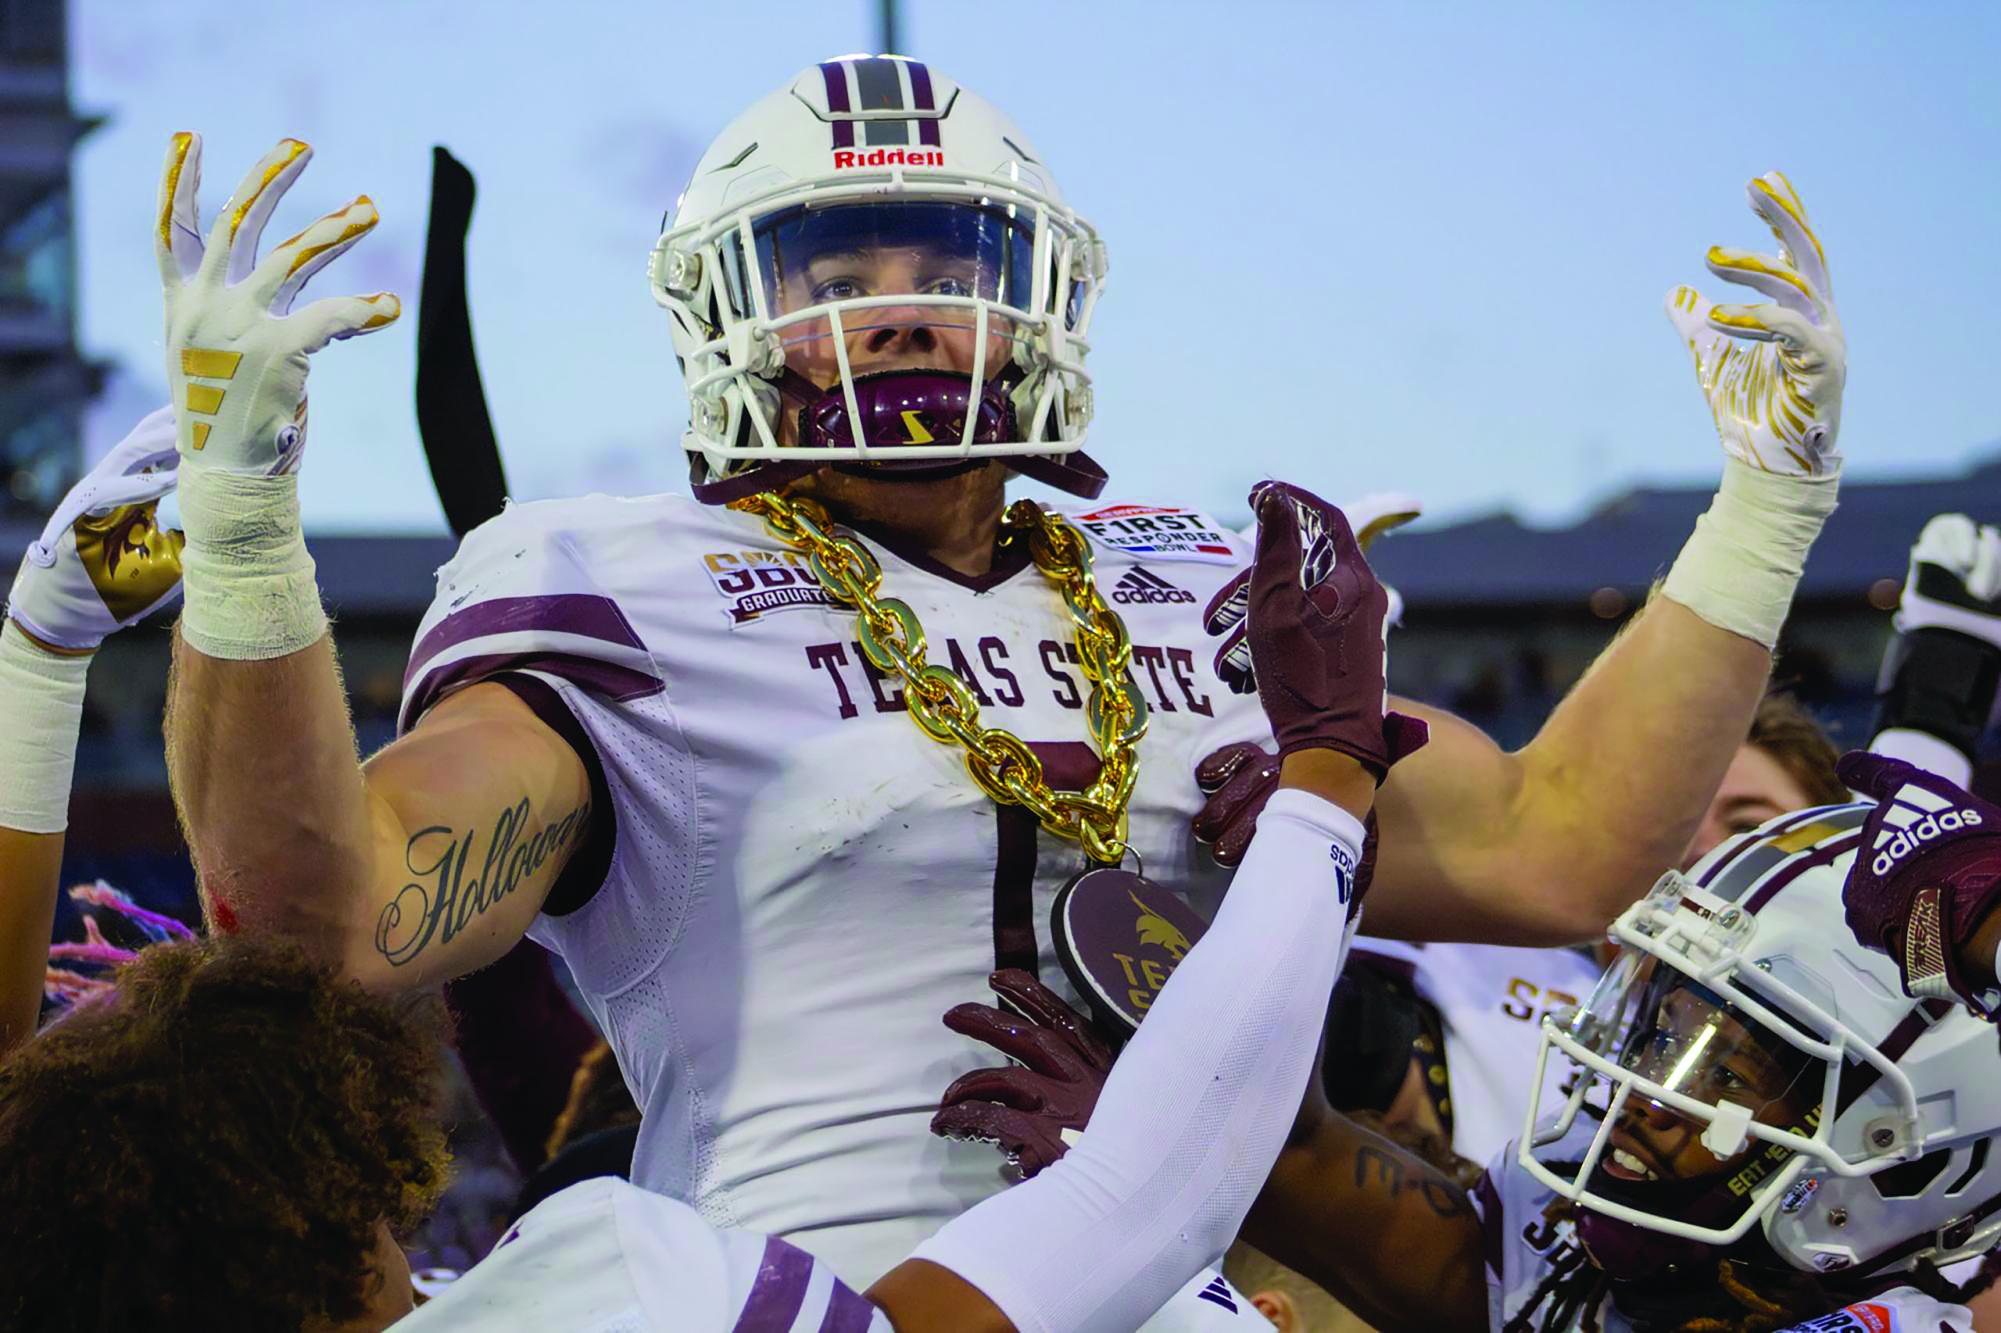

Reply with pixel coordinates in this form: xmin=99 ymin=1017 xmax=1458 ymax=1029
xmin=1192 ymin=740 xmax=1383 ymax=915
xmin=1839 ymin=751 xmax=2001 ymax=1014
xmin=931 ymin=969 xmax=1114 ymax=1178
xmin=1192 ymin=741 xmax=1281 ymax=868
xmin=1205 ymin=482 xmax=1427 ymax=781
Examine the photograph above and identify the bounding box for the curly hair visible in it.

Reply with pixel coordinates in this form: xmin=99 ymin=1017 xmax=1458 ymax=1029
xmin=0 ymin=936 xmax=451 ymax=1331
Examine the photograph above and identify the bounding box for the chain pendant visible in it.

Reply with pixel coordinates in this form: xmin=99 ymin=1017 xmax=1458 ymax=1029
xmin=731 ymin=491 xmax=1147 ymax=864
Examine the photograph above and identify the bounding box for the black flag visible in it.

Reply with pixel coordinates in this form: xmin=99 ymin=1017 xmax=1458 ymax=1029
xmin=415 ymin=146 xmax=508 ymax=538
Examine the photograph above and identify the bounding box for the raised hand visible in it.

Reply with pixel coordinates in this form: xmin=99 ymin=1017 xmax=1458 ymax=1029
xmin=5 ymin=407 xmax=184 ymax=653
xmin=1838 ymin=751 xmax=2001 ymax=1013
xmin=931 ymin=969 xmax=1114 ymax=1178
xmin=1203 ymin=482 xmax=1426 ymax=781
xmin=158 ymin=133 xmax=399 ymax=477
xmin=1666 ymin=171 xmax=1844 ymax=478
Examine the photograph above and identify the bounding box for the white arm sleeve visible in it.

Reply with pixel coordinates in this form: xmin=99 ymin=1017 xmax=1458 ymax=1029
xmin=911 ymin=787 xmax=1365 ymax=1333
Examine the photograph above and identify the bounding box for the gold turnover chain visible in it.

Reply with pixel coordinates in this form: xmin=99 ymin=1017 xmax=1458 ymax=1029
xmin=730 ymin=490 xmax=1148 ymax=865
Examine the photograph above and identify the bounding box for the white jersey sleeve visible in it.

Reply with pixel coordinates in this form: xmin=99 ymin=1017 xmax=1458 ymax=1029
xmin=393 ymin=1177 xmax=892 ymax=1332
xmin=1354 ymin=939 xmax=1602 ymax=1169
xmin=398 ymin=496 xmax=670 ymax=736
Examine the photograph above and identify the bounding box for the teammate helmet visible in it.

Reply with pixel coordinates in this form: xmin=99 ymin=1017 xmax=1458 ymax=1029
xmin=649 ymin=55 xmax=1108 ymax=505
xmin=1521 ymin=802 xmax=2001 ymax=1280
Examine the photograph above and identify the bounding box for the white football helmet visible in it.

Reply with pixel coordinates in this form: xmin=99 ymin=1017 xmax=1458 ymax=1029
xmin=649 ymin=55 xmax=1108 ymax=504
xmin=1521 ymin=802 xmax=2001 ymax=1280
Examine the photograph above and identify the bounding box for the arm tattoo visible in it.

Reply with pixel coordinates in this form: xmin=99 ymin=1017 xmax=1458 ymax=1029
xmin=374 ymin=796 xmax=593 ymax=967
xmin=1354 ymin=1143 xmax=1472 ymax=1219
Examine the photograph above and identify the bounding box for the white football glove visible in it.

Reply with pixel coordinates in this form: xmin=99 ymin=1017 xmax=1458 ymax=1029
xmin=1341 ymin=490 xmax=1420 ymax=628
xmin=5 ymin=406 xmax=185 ymax=652
xmin=1896 ymin=513 xmax=2001 ymax=649
xmin=1667 ymin=172 xmax=1845 ymax=478
xmin=158 ymin=133 xmax=399 ymax=477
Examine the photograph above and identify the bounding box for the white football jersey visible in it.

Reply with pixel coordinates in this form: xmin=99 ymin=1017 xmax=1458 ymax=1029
xmin=393 ymin=1176 xmax=890 ymax=1331
xmin=1472 ymin=1132 xmax=1973 ymax=1332
xmin=397 ymin=491 xmax=1268 ymax=1287
xmin=1355 ymin=939 xmax=1602 ymax=1168
xmin=394 ymin=1176 xmax=1256 ymax=1332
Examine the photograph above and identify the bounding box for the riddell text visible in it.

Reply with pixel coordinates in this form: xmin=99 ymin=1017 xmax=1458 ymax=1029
xmin=832 ymin=148 xmax=946 ymax=169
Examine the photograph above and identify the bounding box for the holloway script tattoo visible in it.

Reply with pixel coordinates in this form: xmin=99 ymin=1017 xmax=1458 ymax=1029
xmin=375 ymin=797 xmax=593 ymax=966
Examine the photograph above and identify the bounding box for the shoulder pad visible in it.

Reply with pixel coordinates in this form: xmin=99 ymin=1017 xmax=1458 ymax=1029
xmin=400 ymin=496 xmax=668 ymax=733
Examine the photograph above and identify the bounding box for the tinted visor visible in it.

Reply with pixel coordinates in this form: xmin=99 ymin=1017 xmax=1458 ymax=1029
xmin=1624 ymin=978 xmax=1816 ymax=1115
xmin=741 ymin=200 xmax=1038 ymax=320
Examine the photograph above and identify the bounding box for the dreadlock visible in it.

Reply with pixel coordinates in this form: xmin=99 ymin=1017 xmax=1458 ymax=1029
xmin=1495 ymin=1215 xmax=1889 ymax=1333
xmin=1676 ymin=1260 xmax=1798 ymax=1332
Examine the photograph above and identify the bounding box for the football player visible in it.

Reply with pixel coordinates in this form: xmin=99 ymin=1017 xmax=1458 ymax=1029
xmin=0 ymin=407 xmax=183 ymax=1053
xmin=2 ymin=477 xmax=1404 ymax=1332
xmin=161 ymin=57 xmax=1845 ymax=1292
xmin=962 ymin=764 xmax=2001 ymax=1330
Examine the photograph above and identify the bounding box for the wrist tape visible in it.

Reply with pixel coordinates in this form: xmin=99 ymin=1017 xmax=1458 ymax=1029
xmin=177 ymin=467 xmax=327 ymax=661
xmin=0 ymin=620 xmax=90 ymax=833
xmin=1662 ymin=458 xmax=1839 ymax=650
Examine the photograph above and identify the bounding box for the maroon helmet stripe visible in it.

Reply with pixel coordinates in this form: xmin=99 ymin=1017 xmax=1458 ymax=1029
xmin=1696 ymin=805 xmax=1836 ymax=889
xmin=907 ymin=60 xmax=936 ymax=110
xmin=818 ymin=61 xmax=856 ymax=148
xmin=908 ymin=60 xmax=941 ymax=141
xmin=1834 ymin=999 xmax=1951 ymax=1115
xmin=1743 ymin=831 xmax=1863 ymax=913
xmin=818 ymin=60 xmax=852 ymax=111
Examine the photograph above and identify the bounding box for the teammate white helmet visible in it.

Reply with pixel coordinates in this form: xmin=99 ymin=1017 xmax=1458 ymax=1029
xmin=649 ymin=55 xmax=1108 ymax=504
xmin=1521 ymin=802 xmax=2001 ymax=1280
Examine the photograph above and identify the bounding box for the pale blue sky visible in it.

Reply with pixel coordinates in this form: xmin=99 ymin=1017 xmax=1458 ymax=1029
xmin=71 ymin=1 xmax=2001 ymax=533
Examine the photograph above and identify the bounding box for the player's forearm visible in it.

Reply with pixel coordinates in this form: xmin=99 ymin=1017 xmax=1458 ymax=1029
xmin=0 ymin=828 xmax=62 ymax=1054
xmin=1511 ymin=593 xmax=1772 ymax=922
xmin=911 ymin=789 xmax=1366 ymax=1333
xmin=0 ymin=622 xmax=92 ymax=1052
xmin=166 ymin=630 xmax=378 ymax=940
xmin=1367 ymin=599 xmax=1771 ymax=946
xmin=1242 ymin=1110 xmax=1486 ymax=1333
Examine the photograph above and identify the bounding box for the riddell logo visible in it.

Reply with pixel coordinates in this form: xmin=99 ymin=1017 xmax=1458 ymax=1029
xmin=1111 ymin=568 xmax=1195 ymax=605
xmin=832 ymin=147 xmax=945 ymax=169
xmin=1871 ymin=804 xmax=1982 ymax=876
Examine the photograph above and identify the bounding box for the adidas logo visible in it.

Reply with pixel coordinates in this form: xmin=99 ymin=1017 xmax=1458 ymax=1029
xmin=1194 ymin=1277 xmax=1239 ymax=1313
xmin=1330 ymin=841 xmax=1357 ymax=905
xmin=1871 ymin=782 xmax=1983 ymax=876
xmin=1110 ymin=567 xmax=1196 ymax=605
